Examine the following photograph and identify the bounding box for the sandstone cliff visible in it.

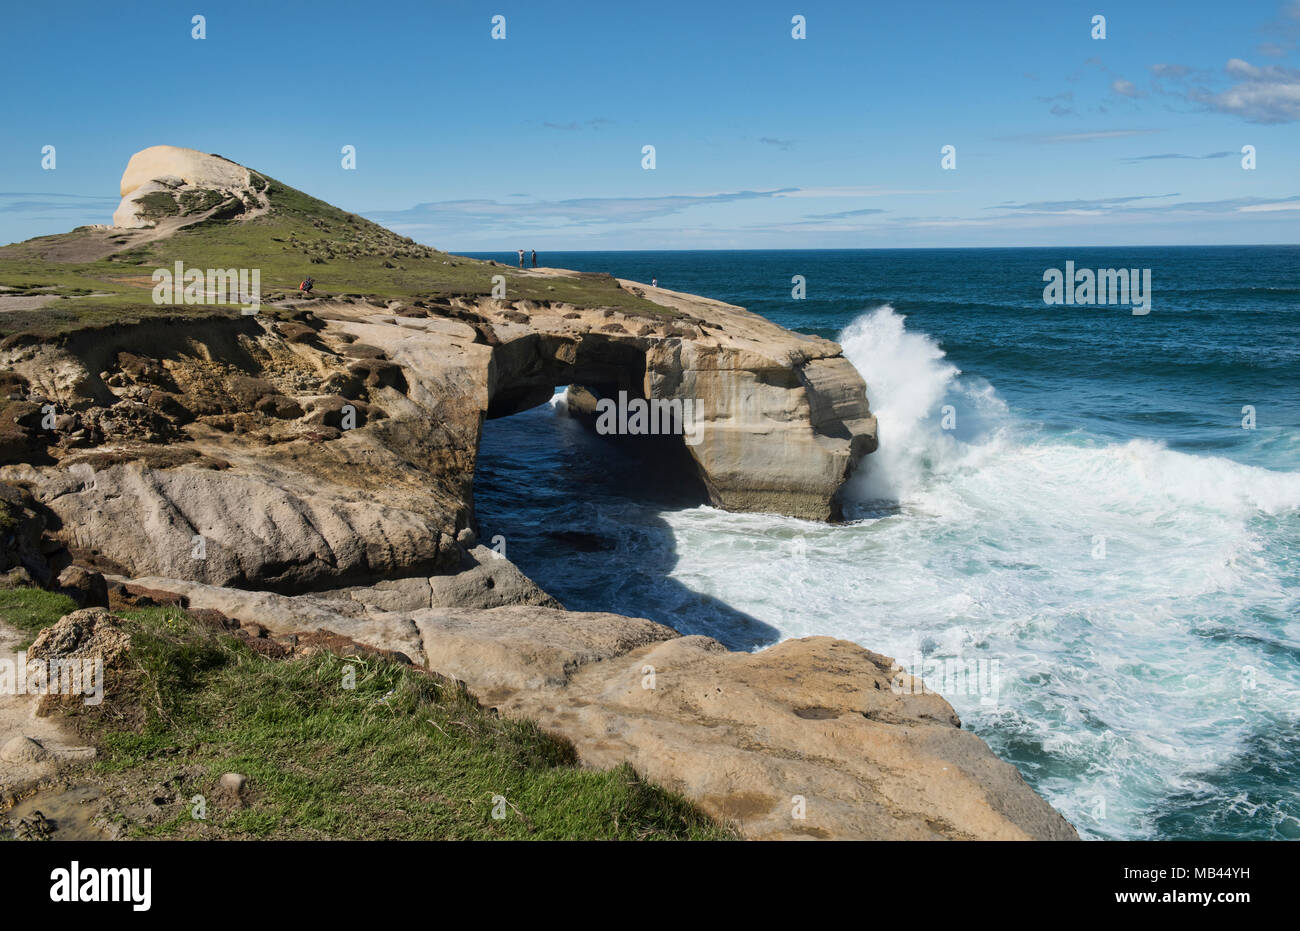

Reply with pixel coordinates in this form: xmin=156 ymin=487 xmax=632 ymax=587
xmin=0 ymin=146 xmax=1075 ymax=840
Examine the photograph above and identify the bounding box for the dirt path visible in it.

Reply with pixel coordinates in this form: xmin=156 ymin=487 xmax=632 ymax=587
xmin=0 ymin=619 xmax=104 ymax=839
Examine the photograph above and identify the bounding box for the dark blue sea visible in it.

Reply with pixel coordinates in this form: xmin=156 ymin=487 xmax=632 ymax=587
xmin=466 ymin=247 xmax=1300 ymax=840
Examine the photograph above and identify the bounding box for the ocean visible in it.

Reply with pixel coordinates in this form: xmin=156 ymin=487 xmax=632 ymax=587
xmin=466 ymin=246 xmax=1300 ymax=840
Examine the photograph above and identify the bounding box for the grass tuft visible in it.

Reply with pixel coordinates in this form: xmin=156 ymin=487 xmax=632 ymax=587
xmin=0 ymin=586 xmax=80 ymax=648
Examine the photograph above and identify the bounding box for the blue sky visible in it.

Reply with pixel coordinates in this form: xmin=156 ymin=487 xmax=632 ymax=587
xmin=2 ymin=0 xmax=1298 ymax=248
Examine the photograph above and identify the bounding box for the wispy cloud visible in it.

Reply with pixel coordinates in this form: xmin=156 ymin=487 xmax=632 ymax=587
xmin=540 ymin=117 xmax=616 ymax=131
xmin=985 ymin=193 xmax=1300 ymax=219
xmin=1121 ymin=151 xmax=1234 ymax=162
xmin=1036 ymin=90 xmax=1077 ymax=116
xmin=368 ymin=188 xmax=798 ymax=233
xmin=1187 ymin=58 xmax=1300 ymax=123
xmin=987 ymin=193 xmax=1179 ymax=214
xmin=1111 ymin=79 xmax=1145 ymax=98
xmin=1257 ymin=0 xmax=1300 ymax=57
xmin=799 ymin=207 xmax=889 ymax=220
xmin=363 ymin=183 xmax=954 ymax=245
xmin=997 ymin=129 xmax=1162 ymax=144
xmin=1237 ymin=197 xmax=1300 ymax=212
xmin=758 ymin=137 xmax=795 ymax=150
xmin=0 ymin=192 xmax=118 ymax=214
xmin=772 ymin=186 xmax=945 ymax=198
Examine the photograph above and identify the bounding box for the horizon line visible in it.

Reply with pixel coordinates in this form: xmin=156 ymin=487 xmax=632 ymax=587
xmin=452 ymin=242 xmax=1300 ymax=253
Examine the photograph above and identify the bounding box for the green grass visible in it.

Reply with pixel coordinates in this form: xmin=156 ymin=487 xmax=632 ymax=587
xmin=131 ymin=191 xmax=180 ymax=219
xmin=0 ymin=171 xmax=674 ymax=341
xmin=64 ymin=607 xmax=734 ymax=840
xmin=0 ymin=586 xmax=79 ymax=648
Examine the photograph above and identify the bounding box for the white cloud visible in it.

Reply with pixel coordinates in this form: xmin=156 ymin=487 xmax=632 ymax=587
xmin=1190 ymin=59 xmax=1300 ymax=122
xmin=1238 ymin=200 xmax=1300 ymax=212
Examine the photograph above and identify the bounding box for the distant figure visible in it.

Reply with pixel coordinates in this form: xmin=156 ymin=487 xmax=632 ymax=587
xmin=531 ymin=249 xmax=538 ymax=268
xmin=517 ymin=249 xmax=525 ymax=268
xmin=298 ymin=276 xmax=314 ymax=294
xmin=651 ymin=277 xmax=658 ymax=288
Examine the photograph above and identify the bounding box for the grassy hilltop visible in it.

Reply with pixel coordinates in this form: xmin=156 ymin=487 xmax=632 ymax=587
xmin=0 ymin=167 xmax=666 ymax=341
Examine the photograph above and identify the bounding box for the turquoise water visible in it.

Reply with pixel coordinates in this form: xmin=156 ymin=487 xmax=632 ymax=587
xmin=470 ymin=247 xmax=1300 ymax=840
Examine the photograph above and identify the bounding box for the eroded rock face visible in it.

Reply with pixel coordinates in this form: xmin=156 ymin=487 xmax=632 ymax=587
xmin=0 ymin=278 xmax=875 ymax=585
xmin=474 ymin=283 xmax=878 ymax=520
xmin=648 ymin=336 xmax=876 ymax=519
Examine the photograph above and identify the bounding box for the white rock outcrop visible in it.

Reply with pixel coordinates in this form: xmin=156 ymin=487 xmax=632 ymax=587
xmin=112 ymin=145 xmax=258 ymax=228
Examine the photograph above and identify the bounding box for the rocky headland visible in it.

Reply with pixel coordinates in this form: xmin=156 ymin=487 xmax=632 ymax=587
xmin=0 ymin=146 xmax=1076 ymax=840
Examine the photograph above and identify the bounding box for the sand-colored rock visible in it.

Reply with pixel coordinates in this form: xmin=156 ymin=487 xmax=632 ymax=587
xmin=118 ymin=146 xmax=251 ymax=200
xmin=27 ymin=607 xmax=132 ymax=669
xmin=1 ymin=736 xmax=48 ymax=764
xmin=30 ymin=460 xmax=458 ymax=589
xmin=115 ymin=573 xmax=1075 ymax=840
xmin=113 ymin=145 xmax=259 ymax=228
xmin=501 ymin=635 xmax=1077 ymax=840
xmin=1 ymin=274 xmax=874 ymax=584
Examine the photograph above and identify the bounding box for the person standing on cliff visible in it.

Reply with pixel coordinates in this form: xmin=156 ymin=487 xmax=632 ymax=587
xmin=517 ymin=249 xmax=525 ymax=268
xmin=531 ymin=249 xmax=538 ymax=268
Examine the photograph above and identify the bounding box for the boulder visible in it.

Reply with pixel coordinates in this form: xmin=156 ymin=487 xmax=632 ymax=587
xmin=26 ymin=462 xmax=458 ymax=589
xmin=27 ymin=608 xmax=131 ymax=668
xmin=55 ymin=565 xmax=109 ymax=608
xmin=0 ymin=736 xmax=48 ymax=764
